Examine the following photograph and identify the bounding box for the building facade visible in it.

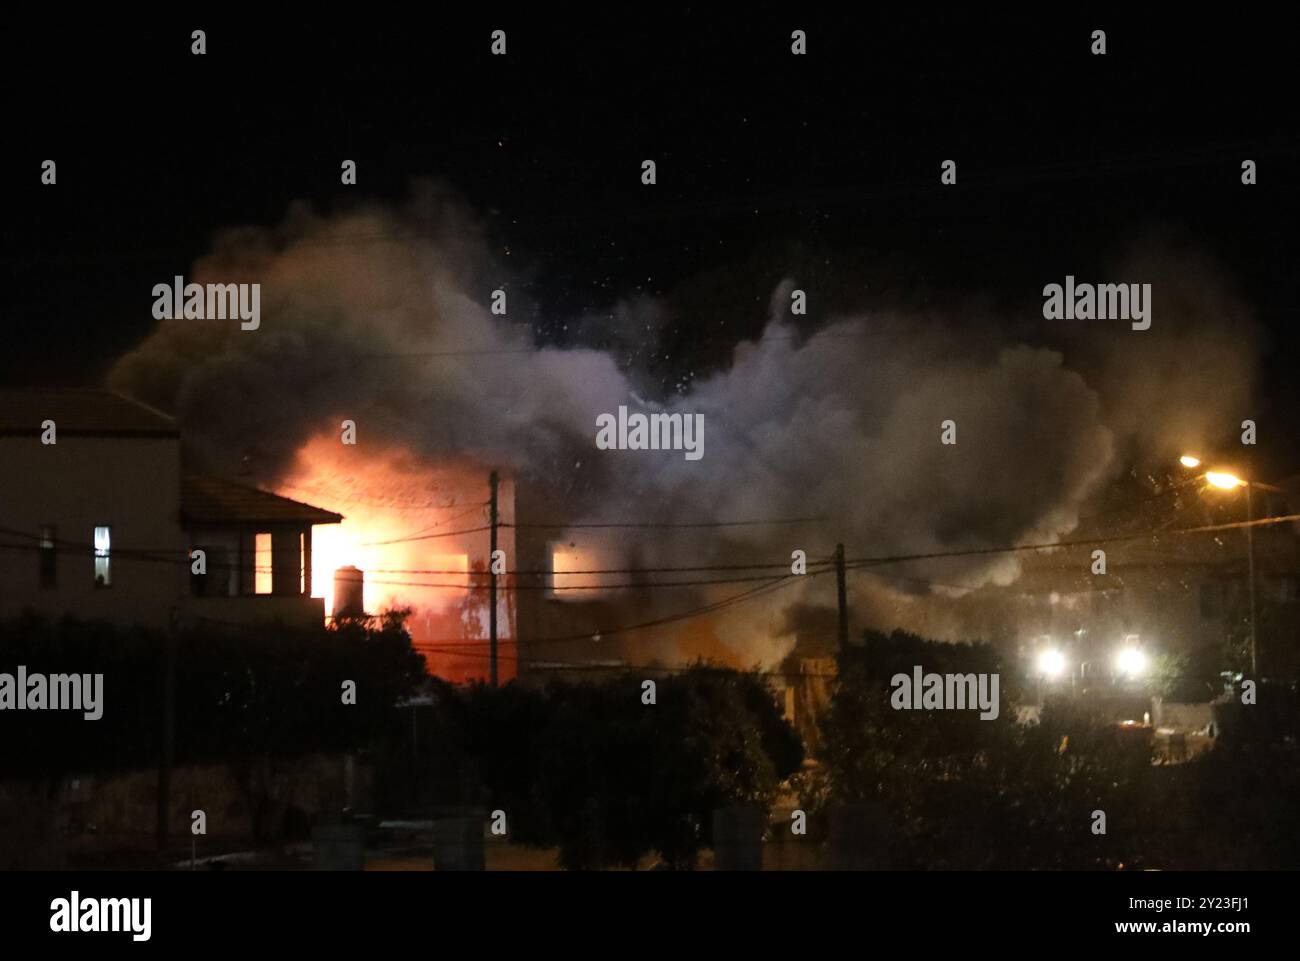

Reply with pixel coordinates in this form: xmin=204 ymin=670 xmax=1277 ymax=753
xmin=0 ymin=389 xmax=340 ymax=631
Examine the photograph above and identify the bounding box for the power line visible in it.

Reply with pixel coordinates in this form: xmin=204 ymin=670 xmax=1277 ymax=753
xmin=0 ymin=530 xmax=827 ymax=650
xmin=352 ymin=502 xmax=489 ymax=545
xmin=338 ymin=559 xmax=836 ymax=576
xmin=4 ymin=511 xmax=1296 ymax=576
xmin=410 ymin=570 xmax=827 ymax=649
xmin=358 ymin=524 xmax=492 ymax=546
xmin=354 ymin=514 xmax=829 ymax=545
xmin=503 ymin=517 xmax=828 ymax=530
xmin=357 ymin=570 xmax=830 ymax=591
xmin=0 ymin=528 xmax=836 ymax=581
xmin=838 ymin=513 xmax=1300 ymax=573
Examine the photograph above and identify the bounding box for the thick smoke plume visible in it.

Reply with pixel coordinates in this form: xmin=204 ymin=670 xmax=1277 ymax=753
xmin=108 ymin=190 xmax=1261 ymax=665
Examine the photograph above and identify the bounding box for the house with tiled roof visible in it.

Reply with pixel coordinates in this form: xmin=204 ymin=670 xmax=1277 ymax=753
xmin=0 ymin=388 xmax=341 ymax=630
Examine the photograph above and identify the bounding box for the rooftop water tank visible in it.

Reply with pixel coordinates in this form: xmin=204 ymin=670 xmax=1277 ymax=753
xmin=333 ymin=566 xmax=365 ymax=618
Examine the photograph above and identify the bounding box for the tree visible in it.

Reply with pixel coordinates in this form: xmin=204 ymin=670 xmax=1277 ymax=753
xmin=1150 ymin=646 xmax=1222 ymax=702
xmin=444 ymin=665 xmax=803 ymax=869
xmin=814 ymin=628 xmax=1156 ymax=869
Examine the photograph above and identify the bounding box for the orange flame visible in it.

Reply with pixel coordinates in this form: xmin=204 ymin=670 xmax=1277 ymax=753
xmin=276 ymin=434 xmax=515 ymax=681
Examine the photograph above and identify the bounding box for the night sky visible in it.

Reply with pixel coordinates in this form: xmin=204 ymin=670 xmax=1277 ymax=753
xmin=3 ymin=10 xmax=1296 ymax=463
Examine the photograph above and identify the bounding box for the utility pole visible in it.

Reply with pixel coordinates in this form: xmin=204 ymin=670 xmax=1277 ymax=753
xmin=835 ymin=543 xmax=848 ymax=649
xmin=1246 ymin=482 xmax=1258 ymax=676
xmin=489 ymin=470 xmax=499 ymax=687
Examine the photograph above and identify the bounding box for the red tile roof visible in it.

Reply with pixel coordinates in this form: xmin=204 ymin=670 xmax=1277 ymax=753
xmin=182 ymin=473 xmax=343 ymax=526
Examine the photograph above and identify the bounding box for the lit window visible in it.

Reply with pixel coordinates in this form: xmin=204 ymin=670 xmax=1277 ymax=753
xmin=299 ymin=532 xmax=306 ymax=595
xmin=39 ymin=525 xmax=56 ymax=589
xmin=255 ymin=532 xmax=273 ymax=595
xmin=548 ymin=544 xmax=601 ymax=599
xmin=93 ymin=526 xmax=111 ymax=588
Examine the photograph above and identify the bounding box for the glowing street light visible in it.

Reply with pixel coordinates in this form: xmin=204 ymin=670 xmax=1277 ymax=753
xmin=1037 ymin=649 xmax=1066 ymax=678
xmin=1179 ymin=454 xmax=1265 ymax=675
xmin=1115 ymin=646 xmax=1148 ymax=678
xmin=1205 ymin=470 xmax=1246 ymax=490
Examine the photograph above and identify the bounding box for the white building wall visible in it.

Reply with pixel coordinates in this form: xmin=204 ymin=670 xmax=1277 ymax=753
xmin=0 ymin=435 xmax=187 ymax=628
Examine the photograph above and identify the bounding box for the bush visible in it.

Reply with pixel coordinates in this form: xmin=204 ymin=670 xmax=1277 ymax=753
xmin=0 ymin=610 xmax=428 ymax=779
xmin=429 ymin=665 xmax=803 ymax=869
xmin=813 ymin=628 xmax=1155 ymax=869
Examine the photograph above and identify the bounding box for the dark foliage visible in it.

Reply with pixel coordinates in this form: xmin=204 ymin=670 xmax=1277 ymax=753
xmin=815 ymin=629 xmax=1155 ymax=869
xmin=815 ymin=628 xmax=1300 ymax=869
xmin=0 ymin=610 xmax=428 ymax=778
xmin=397 ymin=665 xmax=803 ymax=869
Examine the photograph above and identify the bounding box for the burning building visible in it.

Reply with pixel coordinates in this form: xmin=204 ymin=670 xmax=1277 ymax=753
xmin=273 ymin=436 xmax=519 ymax=683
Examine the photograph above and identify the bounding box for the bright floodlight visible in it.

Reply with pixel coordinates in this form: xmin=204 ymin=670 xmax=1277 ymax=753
xmin=1116 ymin=647 xmax=1148 ymax=677
xmin=1179 ymin=455 xmax=1201 ymax=468
xmin=1037 ymin=649 xmax=1066 ymax=678
xmin=1205 ymin=471 xmax=1245 ymax=490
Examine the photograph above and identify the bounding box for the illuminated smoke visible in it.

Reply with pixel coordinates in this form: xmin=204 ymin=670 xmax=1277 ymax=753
xmin=108 ymin=191 xmax=1260 ymax=666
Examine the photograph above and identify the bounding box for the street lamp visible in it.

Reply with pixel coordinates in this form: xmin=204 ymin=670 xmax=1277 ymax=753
xmin=1115 ymin=645 xmax=1148 ymax=678
xmin=1031 ymin=641 xmax=1066 ymax=707
xmin=1037 ymin=648 xmax=1066 ymax=679
xmin=1205 ymin=471 xmax=1246 ymax=491
xmin=1179 ymin=455 xmax=1275 ymax=676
